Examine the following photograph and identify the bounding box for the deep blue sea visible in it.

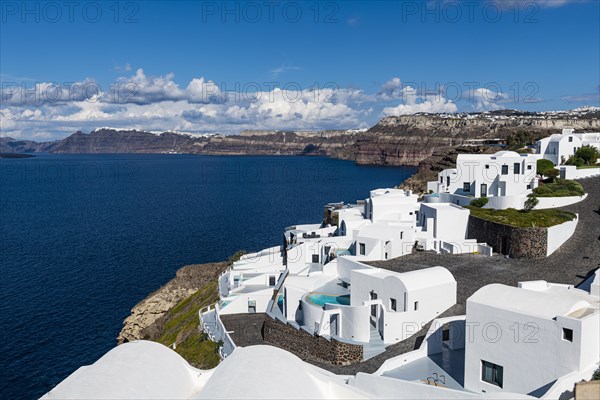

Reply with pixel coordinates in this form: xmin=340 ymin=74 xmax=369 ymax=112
xmin=0 ymin=153 xmax=415 ymax=399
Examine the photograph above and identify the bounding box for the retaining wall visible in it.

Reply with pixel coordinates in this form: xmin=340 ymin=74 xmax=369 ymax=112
xmin=263 ymin=316 xmax=363 ymax=365
xmin=468 ymin=216 xmax=548 ymax=259
xmin=467 ymin=215 xmax=578 ymax=259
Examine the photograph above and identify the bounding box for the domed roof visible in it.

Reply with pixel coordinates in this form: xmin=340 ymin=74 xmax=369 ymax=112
xmin=494 ymin=150 xmax=521 ymax=157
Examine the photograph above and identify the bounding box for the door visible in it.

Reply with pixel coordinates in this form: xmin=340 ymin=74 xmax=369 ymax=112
xmin=370 ymin=304 xmax=378 ymax=327
xmin=480 ymin=183 xmax=487 ymax=197
xmin=329 ymin=314 xmax=338 ymax=337
xmin=501 ymin=236 xmax=510 ymax=256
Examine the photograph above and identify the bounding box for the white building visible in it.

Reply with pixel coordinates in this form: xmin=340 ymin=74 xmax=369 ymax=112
xmin=284 ymin=257 xmax=457 ymax=347
xmin=374 ymin=276 xmax=600 ymax=399
xmin=415 ymin=202 xmax=488 ymax=254
xmin=427 ymin=151 xmax=538 ymax=209
xmin=464 ymin=281 xmax=600 ymax=396
xmin=537 ymin=128 xmax=600 ymax=166
xmin=366 ymin=188 xmax=420 ymax=223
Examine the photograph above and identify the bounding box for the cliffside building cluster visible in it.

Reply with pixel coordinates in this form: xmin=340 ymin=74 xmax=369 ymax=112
xmin=43 ymin=128 xmax=599 ymax=400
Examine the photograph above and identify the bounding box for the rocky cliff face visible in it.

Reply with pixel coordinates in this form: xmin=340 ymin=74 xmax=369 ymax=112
xmin=117 ymin=261 xmax=228 ymax=344
xmin=47 ymin=129 xmax=208 ymax=154
xmin=3 ymin=109 xmax=599 ymax=168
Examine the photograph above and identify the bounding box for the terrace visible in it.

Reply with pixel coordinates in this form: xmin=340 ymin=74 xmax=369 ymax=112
xmin=382 ymin=345 xmax=466 ymax=391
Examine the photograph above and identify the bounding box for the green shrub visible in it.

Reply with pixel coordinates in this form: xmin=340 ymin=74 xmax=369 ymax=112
xmin=470 ymin=197 xmax=489 ymax=208
xmin=524 ymin=196 xmax=539 ymax=212
xmin=467 ymin=206 xmax=576 ymax=228
xmin=565 ymin=156 xmax=585 ymax=167
xmin=537 ymin=159 xmax=556 ymax=176
xmin=227 ymin=250 xmax=247 ymax=264
xmin=592 ymin=368 xmax=600 ymax=381
xmin=575 ymin=145 xmax=600 ymax=165
xmin=532 ymin=179 xmax=585 ymax=197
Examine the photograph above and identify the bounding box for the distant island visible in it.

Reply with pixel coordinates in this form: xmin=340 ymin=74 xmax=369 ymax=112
xmin=0 ymin=153 xmax=35 ymax=158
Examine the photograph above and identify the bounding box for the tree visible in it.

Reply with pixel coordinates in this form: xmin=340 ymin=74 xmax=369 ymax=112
xmin=565 ymin=156 xmax=585 ymax=167
xmin=537 ymin=159 xmax=555 ymax=176
xmin=524 ymin=196 xmax=539 ymax=212
xmin=575 ymin=145 xmax=600 ymax=165
xmin=545 ymin=168 xmax=559 ymax=182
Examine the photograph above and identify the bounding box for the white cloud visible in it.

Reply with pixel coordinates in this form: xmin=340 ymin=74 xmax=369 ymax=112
xmin=2 ymin=70 xmax=535 ymax=140
xmin=270 ymin=65 xmax=302 ymax=77
xmin=381 ymin=85 xmax=458 ymax=116
xmin=469 ymin=87 xmax=510 ymax=111
xmin=488 ymin=0 xmax=577 ymax=8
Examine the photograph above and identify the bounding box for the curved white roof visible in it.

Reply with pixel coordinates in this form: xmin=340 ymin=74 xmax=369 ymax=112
xmin=494 ymin=150 xmax=521 ymax=157
xmin=396 ymin=266 xmax=456 ymax=292
xmin=194 ymin=345 xmax=366 ymax=399
xmin=42 ymin=341 xmax=203 ymax=399
xmin=468 ymin=283 xmax=598 ymax=319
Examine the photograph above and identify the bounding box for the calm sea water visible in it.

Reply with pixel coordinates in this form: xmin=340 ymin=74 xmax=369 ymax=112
xmin=0 ymin=153 xmax=415 ymax=399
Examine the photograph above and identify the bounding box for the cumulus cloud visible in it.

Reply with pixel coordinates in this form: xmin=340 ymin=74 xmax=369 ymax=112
xmin=468 ymin=87 xmax=510 ymax=111
xmin=381 ymin=84 xmax=458 ymax=116
xmin=2 ymin=69 xmax=534 ymax=140
xmin=0 ymin=70 xmax=374 ymax=139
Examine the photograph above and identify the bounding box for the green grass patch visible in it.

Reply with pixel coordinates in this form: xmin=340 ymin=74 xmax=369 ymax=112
xmin=532 ymin=179 xmax=585 ymax=197
xmin=467 ymin=207 xmax=576 ymax=228
xmin=155 ymin=281 xmax=222 ymax=369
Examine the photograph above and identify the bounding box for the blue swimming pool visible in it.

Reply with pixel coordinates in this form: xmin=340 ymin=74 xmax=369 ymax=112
xmin=306 ymin=293 xmax=351 ymax=307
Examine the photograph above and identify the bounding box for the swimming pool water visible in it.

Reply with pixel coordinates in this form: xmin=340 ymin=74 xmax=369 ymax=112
xmin=307 ymin=293 xmax=351 ymax=307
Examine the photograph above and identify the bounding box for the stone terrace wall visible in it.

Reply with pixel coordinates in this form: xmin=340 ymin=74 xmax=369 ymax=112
xmin=263 ymin=317 xmax=363 ymax=365
xmin=468 ymin=216 xmax=548 ymax=259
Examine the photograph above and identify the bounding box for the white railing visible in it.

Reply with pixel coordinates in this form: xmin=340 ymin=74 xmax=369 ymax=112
xmin=199 ymin=302 xmax=237 ymax=359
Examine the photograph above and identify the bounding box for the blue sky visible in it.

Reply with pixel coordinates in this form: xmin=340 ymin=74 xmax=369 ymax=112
xmin=1 ymin=0 xmax=599 ymax=140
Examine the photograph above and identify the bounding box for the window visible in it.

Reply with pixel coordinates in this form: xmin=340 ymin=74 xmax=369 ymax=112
xmin=485 ymin=164 xmax=489 ymax=169
xmin=501 ymin=165 xmax=509 ymax=175
xmin=527 ymin=164 xmax=532 ymax=170
xmin=440 ymin=176 xmax=443 ymax=183
xmin=514 ymin=163 xmax=520 ymax=175
xmin=527 ymin=184 xmax=532 ymax=190
xmin=463 ymin=182 xmax=471 ymax=192
xmin=414 ymin=301 xmax=419 ymax=310
xmin=384 ymin=252 xmax=388 ymax=259
xmin=400 ymin=232 xmax=404 ymax=239
xmin=481 ymin=361 xmax=503 ymax=388
xmin=359 ymin=243 xmax=366 ymax=256
xmin=446 ymin=176 xmax=450 ymax=187
xmin=269 ymin=276 xmax=276 ymax=286
xmin=562 ymin=328 xmax=573 ymax=342
xmin=370 ymin=291 xmax=377 ymax=300
xmin=480 ymin=183 xmax=487 ymax=197
xmin=390 ymin=298 xmax=397 ymax=311
xmin=312 ymin=254 xmax=319 ymax=263
xmin=569 ymin=136 xmax=573 ymax=142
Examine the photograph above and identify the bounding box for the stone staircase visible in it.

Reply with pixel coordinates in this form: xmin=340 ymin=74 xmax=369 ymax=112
xmin=363 ymin=326 xmax=386 ymax=360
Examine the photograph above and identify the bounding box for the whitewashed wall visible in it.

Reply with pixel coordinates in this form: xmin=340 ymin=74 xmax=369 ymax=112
xmin=464 ymin=300 xmax=595 ymax=395
xmin=547 ymin=215 xmax=578 ymax=256
xmin=559 ymin=166 xmax=600 ymax=180
xmin=535 ymin=194 xmax=587 ymax=210
xmin=325 ymin=303 xmax=371 ymax=342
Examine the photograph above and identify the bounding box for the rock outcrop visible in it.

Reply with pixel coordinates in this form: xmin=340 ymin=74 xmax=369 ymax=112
xmin=117 ymin=261 xmax=228 ymax=344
